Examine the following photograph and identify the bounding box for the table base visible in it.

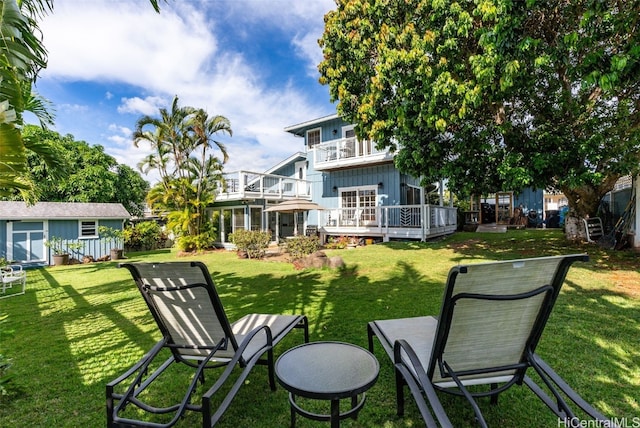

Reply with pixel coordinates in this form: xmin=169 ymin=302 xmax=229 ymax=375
xmin=288 ymin=392 xmax=368 ymax=428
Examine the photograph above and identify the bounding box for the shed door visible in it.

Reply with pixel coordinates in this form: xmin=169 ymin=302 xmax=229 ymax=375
xmin=8 ymin=221 xmax=45 ymax=262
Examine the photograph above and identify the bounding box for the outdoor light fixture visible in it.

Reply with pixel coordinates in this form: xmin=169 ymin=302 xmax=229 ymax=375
xmin=332 ymin=129 xmax=338 ymax=135
xmin=378 ymin=182 xmax=384 ymax=189
xmin=332 ymin=186 xmax=338 ymax=192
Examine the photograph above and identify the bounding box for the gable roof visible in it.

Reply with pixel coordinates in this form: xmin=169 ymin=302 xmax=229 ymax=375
xmin=284 ymin=113 xmax=340 ymax=136
xmin=264 ymin=152 xmax=306 ymax=175
xmin=0 ymin=202 xmax=131 ymax=221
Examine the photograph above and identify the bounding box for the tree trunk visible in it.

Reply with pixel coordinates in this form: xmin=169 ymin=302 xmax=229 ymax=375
xmin=560 ymin=176 xmax=619 ymax=241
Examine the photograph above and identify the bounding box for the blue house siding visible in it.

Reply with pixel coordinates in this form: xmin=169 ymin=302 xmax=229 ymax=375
xmin=514 ymin=188 xmax=545 ymax=223
xmin=46 ymin=219 xmax=124 ymax=262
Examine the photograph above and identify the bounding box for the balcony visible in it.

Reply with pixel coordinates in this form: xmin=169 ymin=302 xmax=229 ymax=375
xmin=313 ymin=137 xmax=393 ymax=170
xmin=215 ymin=171 xmax=310 ymax=202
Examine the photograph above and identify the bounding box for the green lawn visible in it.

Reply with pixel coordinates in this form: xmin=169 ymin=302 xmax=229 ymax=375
xmin=0 ymin=230 xmax=638 ymax=427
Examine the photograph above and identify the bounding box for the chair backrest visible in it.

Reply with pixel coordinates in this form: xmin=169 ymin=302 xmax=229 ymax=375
xmin=428 ymin=254 xmax=588 ymax=385
xmin=120 ymin=261 xmax=238 ymax=360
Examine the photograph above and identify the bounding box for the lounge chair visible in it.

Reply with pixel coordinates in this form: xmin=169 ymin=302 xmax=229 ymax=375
xmin=1 ymin=264 xmax=26 ymax=298
xmin=367 ymin=254 xmax=614 ymax=427
xmin=107 ymin=261 xmax=309 ymax=428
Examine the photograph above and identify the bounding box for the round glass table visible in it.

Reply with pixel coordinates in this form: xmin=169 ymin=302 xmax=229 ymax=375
xmin=275 ymin=341 xmax=379 ymax=427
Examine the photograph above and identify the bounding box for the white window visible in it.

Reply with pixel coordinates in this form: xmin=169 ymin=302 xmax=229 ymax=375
xmin=307 ymin=128 xmax=321 ymax=148
xmin=340 ymin=186 xmax=378 ymax=224
xmin=79 ymin=220 xmax=98 ymax=238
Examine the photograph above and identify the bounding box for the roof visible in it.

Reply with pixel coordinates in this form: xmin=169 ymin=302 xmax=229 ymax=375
xmin=0 ymin=202 xmax=131 ymax=220
xmin=284 ymin=113 xmax=340 ymax=136
xmin=264 ymin=152 xmax=306 ymax=174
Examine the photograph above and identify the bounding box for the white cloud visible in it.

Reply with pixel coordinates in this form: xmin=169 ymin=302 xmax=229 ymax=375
xmin=118 ymin=96 xmax=168 ymax=116
xmin=37 ymin=0 xmax=336 ymax=184
xmin=41 ymin=2 xmax=215 ymax=89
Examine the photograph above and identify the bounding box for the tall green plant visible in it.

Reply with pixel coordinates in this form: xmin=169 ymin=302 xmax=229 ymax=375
xmin=133 ymin=96 xmax=231 ymax=250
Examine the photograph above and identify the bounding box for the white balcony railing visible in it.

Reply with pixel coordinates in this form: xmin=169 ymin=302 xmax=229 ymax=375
xmin=314 ymin=137 xmax=392 ymax=168
xmin=215 ymin=170 xmax=311 ymax=201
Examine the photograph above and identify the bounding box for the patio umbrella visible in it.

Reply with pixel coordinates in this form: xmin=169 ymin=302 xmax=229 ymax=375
xmin=264 ymin=199 xmax=326 ymax=235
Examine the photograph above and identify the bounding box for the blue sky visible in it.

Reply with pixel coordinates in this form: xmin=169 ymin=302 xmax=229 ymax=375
xmin=30 ymin=0 xmax=337 ymax=184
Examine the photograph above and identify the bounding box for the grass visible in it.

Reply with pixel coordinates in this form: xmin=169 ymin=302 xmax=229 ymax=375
xmin=0 ymin=230 xmax=638 ymax=427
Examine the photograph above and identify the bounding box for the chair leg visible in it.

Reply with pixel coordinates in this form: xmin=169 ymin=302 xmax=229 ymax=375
xmin=395 ymin=367 xmax=405 ymax=416
xmin=267 ymin=348 xmax=276 ymax=390
xmin=490 ymin=383 xmax=498 ymax=405
xmin=367 ymin=324 xmax=375 ymax=352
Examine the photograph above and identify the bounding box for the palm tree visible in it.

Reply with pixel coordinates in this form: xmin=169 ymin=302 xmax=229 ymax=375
xmin=133 ymin=96 xmax=197 ymax=182
xmin=188 ymin=108 xmax=231 ymax=215
xmin=133 ymin=96 xmax=233 ymax=250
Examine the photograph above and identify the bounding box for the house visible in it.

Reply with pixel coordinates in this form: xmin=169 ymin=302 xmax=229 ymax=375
xmin=0 ymin=202 xmax=130 ymax=265
xmin=209 ymin=114 xmax=458 ymax=245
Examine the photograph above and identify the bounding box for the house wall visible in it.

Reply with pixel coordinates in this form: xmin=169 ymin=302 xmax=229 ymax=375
xmin=319 ymin=117 xmax=348 ymax=142
xmin=46 ymin=219 xmax=124 ymax=263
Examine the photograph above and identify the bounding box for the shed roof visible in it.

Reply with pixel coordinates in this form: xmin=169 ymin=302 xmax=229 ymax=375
xmin=0 ymin=202 xmax=131 ymax=221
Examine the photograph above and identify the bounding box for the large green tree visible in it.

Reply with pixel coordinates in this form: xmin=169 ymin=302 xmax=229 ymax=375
xmin=319 ymin=0 xmax=640 ymax=231
xmin=6 ymin=125 xmax=149 ymax=216
xmin=133 ymin=96 xmax=231 ymax=250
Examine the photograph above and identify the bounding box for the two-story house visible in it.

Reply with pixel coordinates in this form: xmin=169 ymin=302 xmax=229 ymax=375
xmin=209 ymin=114 xmax=457 ymax=246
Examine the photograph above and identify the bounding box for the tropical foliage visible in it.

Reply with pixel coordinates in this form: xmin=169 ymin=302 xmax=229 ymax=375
xmin=2 ymin=125 xmax=149 ymax=216
xmin=123 ymin=220 xmax=168 ymax=252
xmin=319 ymin=0 xmax=640 ymax=222
xmin=133 ymin=96 xmax=232 ymax=250
xmin=0 ymin=0 xmax=163 ymax=201
xmin=0 ymin=0 xmax=61 ymax=199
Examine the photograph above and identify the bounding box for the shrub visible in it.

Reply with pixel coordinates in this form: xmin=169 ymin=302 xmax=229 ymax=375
xmin=124 ymin=221 xmax=167 ymax=251
xmin=285 ymin=235 xmax=321 ymax=260
xmin=230 ymin=229 xmax=271 ymax=259
xmin=176 ymin=232 xmax=214 ymax=253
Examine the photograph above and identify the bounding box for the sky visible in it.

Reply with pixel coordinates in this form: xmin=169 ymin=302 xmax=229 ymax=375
xmin=29 ymin=0 xmax=337 ymax=185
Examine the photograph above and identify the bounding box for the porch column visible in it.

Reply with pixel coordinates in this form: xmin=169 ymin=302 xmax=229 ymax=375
xmin=219 ymin=210 xmax=226 ymax=243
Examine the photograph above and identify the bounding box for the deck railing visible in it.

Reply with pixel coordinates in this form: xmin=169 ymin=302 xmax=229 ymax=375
xmin=320 ymin=205 xmax=457 ymax=231
xmin=215 ymin=171 xmax=310 ymax=201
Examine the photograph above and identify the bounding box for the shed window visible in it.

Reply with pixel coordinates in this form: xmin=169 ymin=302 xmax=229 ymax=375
xmin=79 ymin=220 xmax=98 ymax=238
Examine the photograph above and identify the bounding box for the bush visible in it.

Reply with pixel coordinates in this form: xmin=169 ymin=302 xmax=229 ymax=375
xmin=285 ymin=235 xmax=321 ymax=260
xmin=124 ymin=221 xmax=168 ymax=251
xmin=230 ymin=229 xmax=271 ymax=259
xmin=176 ymin=232 xmax=214 ymax=253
